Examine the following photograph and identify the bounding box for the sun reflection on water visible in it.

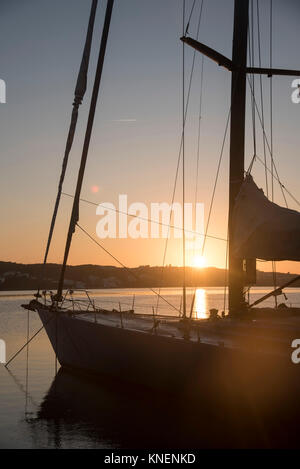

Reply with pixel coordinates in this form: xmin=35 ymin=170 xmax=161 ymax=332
xmin=194 ymin=288 xmax=208 ymax=319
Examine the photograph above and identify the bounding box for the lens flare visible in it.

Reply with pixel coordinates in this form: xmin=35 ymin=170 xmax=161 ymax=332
xmin=91 ymin=185 xmax=99 ymax=193
xmin=192 ymin=255 xmax=206 ymax=268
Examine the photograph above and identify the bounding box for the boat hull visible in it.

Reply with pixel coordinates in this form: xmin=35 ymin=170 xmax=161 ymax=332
xmin=36 ymin=305 xmax=300 ymax=414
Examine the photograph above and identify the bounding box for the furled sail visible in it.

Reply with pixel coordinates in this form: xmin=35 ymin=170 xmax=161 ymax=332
xmin=232 ymin=175 xmax=300 ymax=261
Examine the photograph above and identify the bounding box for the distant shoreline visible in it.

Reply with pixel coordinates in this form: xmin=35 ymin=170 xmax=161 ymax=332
xmin=1 ymin=261 xmax=300 ymax=291
xmin=1 ymin=286 xmax=300 ymax=297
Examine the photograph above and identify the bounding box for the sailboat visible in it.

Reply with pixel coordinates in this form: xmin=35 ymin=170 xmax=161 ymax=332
xmin=22 ymin=0 xmax=300 ymax=404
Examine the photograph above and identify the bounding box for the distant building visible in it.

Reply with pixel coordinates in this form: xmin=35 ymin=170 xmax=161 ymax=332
xmin=103 ymin=276 xmax=119 ymax=288
xmin=3 ymin=271 xmax=29 ymax=278
xmin=64 ymin=279 xmax=86 ymax=289
xmin=64 ymin=279 xmax=74 ymax=286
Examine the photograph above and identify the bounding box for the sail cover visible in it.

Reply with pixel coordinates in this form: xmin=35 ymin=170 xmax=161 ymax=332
xmin=232 ymin=175 xmax=300 ymax=261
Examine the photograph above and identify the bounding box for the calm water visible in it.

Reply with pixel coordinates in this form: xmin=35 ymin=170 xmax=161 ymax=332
xmin=1 ymin=286 xmax=300 ymax=449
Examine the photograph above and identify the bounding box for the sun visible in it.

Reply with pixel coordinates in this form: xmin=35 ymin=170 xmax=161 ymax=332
xmin=192 ymin=255 xmax=206 ymax=268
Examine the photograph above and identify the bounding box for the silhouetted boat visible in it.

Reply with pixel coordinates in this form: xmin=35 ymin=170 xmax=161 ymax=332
xmin=23 ymin=0 xmax=300 ymax=409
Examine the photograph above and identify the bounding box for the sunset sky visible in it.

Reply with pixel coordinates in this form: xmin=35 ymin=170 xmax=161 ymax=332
xmin=1 ymin=0 xmax=300 ymax=274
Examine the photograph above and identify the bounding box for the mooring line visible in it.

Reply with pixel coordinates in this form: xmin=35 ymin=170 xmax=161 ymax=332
xmin=5 ymin=315 xmax=53 ymax=368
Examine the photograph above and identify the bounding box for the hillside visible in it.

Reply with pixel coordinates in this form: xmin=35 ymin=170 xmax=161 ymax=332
xmin=0 ymin=261 xmax=299 ymax=291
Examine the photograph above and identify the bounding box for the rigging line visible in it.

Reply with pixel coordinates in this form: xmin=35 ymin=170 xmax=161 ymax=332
xmin=270 ymin=0 xmax=274 ymax=202
xmin=56 ymin=0 xmax=115 ymax=301
xmin=76 ymin=223 xmax=181 ymax=314
xmin=201 ymin=101 xmax=232 ymax=257
xmin=185 ymin=0 xmax=197 ymax=36
xmin=190 ymin=45 xmax=205 ymax=315
xmin=25 ymin=310 xmax=30 ymax=415
xmin=39 ymin=0 xmax=98 ymax=288
xmin=249 ymin=0 xmax=257 ymax=159
xmin=5 ymin=318 xmax=53 ymax=368
xmin=246 ymin=6 xmax=256 ymax=176
xmin=182 ymin=0 xmax=187 ymax=318
xmin=269 ymin=0 xmax=277 ymax=304
xmin=200 ymin=59 xmax=246 ymax=260
xmin=251 ymin=0 xmax=257 ymax=158
xmin=62 ymin=192 xmax=228 ymax=242
xmin=256 ymin=0 xmax=268 ymax=196
xmin=174 ymin=0 xmax=205 ymax=209
xmin=155 ymin=0 xmax=204 ymax=314
xmin=194 ymin=56 xmax=204 ymax=218
xmin=193 ymin=2 xmax=205 ymax=238
xmin=55 ymin=310 xmax=58 ymax=375
xmin=254 ymin=156 xmax=300 ymax=207
xmin=223 ymin=229 xmax=229 ymax=314
xmin=192 ymin=54 xmax=204 ymax=269
xmin=246 ymin=75 xmax=288 ymax=207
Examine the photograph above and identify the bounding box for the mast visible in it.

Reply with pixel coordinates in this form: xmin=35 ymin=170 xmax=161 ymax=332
xmin=55 ymin=0 xmax=115 ymax=301
xmin=228 ymin=0 xmax=249 ymax=315
xmin=39 ymin=0 xmax=98 ymax=287
xmin=181 ymin=0 xmax=249 ymax=316
xmin=182 ymin=1 xmax=250 ymax=317
xmin=182 ymin=1 xmax=187 ymax=318
xmin=181 ymin=1 xmax=300 ymax=316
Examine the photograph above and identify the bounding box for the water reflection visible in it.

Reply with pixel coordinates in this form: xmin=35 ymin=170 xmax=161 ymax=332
xmin=27 ymin=368 xmax=224 ymax=449
xmin=26 ymin=367 xmax=298 ymax=449
xmin=194 ymin=288 xmax=208 ymax=319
